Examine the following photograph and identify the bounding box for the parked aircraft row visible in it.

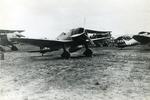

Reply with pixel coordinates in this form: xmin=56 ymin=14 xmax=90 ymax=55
xmin=0 ymin=28 xmax=150 ymax=59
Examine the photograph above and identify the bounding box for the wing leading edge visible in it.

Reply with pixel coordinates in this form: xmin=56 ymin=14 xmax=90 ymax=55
xmin=11 ymin=38 xmax=73 ymax=48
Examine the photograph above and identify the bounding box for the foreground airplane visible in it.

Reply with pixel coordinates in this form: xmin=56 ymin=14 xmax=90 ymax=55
xmin=0 ymin=29 xmax=24 ymax=51
xmin=11 ymin=27 xmax=111 ymax=59
xmin=115 ymin=35 xmax=139 ymax=49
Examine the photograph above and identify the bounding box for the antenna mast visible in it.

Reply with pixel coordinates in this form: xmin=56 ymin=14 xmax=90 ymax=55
xmin=83 ymin=17 xmax=86 ymax=28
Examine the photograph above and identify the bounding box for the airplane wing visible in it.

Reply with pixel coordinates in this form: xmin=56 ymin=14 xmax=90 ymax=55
xmin=0 ymin=30 xmax=24 ymax=33
xmin=11 ymin=38 xmax=73 ymax=49
xmin=85 ymin=29 xmax=111 ymax=34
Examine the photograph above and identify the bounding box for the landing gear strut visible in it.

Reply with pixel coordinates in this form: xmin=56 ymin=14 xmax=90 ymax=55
xmin=83 ymin=43 xmax=93 ymax=57
xmin=40 ymin=50 xmax=47 ymax=56
xmin=61 ymin=50 xmax=70 ymax=59
xmin=83 ymin=48 xmax=93 ymax=57
xmin=40 ymin=47 xmax=46 ymax=56
xmin=61 ymin=45 xmax=70 ymax=59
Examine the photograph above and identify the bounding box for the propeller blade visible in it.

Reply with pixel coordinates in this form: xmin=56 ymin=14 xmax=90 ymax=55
xmin=85 ymin=34 xmax=95 ymax=46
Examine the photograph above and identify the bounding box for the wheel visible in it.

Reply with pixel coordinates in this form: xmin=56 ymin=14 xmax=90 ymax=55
xmin=83 ymin=48 xmax=93 ymax=57
xmin=61 ymin=50 xmax=70 ymax=59
xmin=11 ymin=46 xmax=18 ymax=51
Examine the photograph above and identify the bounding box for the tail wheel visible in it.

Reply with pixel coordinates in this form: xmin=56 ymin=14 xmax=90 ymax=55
xmin=61 ymin=50 xmax=70 ymax=59
xmin=11 ymin=46 xmax=18 ymax=51
xmin=83 ymin=48 xmax=93 ymax=57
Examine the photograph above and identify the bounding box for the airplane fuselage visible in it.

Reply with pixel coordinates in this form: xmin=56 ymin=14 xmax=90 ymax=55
xmin=133 ymin=34 xmax=150 ymax=45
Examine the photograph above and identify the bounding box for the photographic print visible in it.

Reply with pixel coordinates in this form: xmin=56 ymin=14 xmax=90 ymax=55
xmin=0 ymin=0 xmax=150 ymax=100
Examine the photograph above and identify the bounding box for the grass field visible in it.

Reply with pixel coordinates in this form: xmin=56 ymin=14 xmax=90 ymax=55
xmin=0 ymin=47 xmax=150 ymax=100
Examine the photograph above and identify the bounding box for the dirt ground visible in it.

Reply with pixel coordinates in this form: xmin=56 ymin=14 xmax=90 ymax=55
xmin=0 ymin=47 xmax=150 ymax=100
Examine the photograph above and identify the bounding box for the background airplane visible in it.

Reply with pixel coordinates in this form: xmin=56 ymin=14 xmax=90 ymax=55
xmin=115 ymin=35 xmax=139 ymax=49
xmin=0 ymin=29 xmax=24 ymax=51
xmin=133 ymin=31 xmax=150 ymax=49
xmin=133 ymin=31 xmax=150 ymax=45
xmin=87 ymin=30 xmax=112 ymax=47
xmin=11 ymin=27 xmax=111 ymax=59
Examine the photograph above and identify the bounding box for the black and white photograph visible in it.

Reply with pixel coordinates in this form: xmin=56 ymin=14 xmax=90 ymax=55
xmin=0 ymin=0 xmax=150 ymax=100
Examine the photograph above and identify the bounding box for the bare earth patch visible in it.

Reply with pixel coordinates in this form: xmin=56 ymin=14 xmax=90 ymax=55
xmin=0 ymin=47 xmax=150 ymax=100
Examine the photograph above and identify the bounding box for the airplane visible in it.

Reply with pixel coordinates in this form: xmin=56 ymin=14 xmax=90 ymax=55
xmin=133 ymin=31 xmax=150 ymax=49
xmin=0 ymin=29 xmax=24 ymax=51
xmin=89 ymin=31 xmax=112 ymax=47
xmin=115 ymin=35 xmax=139 ymax=49
xmin=11 ymin=27 xmax=111 ymax=59
xmin=133 ymin=31 xmax=150 ymax=45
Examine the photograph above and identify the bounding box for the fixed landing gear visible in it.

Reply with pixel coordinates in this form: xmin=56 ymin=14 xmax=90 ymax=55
xmin=40 ymin=50 xmax=47 ymax=56
xmin=11 ymin=45 xmax=18 ymax=51
xmin=83 ymin=43 xmax=93 ymax=57
xmin=61 ymin=45 xmax=70 ymax=59
xmin=39 ymin=47 xmax=47 ymax=56
xmin=41 ymin=53 xmax=44 ymax=56
xmin=61 ymin=50 xmax=70 ymax=59
xmin=83 ymin=48 xmax=93 ymax=57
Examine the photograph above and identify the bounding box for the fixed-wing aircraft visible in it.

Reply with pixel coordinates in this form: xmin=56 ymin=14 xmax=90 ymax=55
xmin=11 ymin=27 xmax=111 ymax=59
xmin=89 ymin=31 xmax=112 ymax=47
xmin=0 ymin=29 xmax=24 ymax=51
xmin=133 ymin=31 xmax=150 ymax=45
xmin=115 ymin=35 xmax=139 ymax=49
xmin=133 ymin=31 xmax=150 ymax=49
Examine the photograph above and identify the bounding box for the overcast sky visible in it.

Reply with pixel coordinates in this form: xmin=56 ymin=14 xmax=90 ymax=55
xmin=0 ymin=0 xmax=150 ymax=39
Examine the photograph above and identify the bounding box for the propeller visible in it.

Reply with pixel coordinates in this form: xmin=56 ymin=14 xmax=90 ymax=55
xmin=84 ymin=30 xmax=95 ymax=46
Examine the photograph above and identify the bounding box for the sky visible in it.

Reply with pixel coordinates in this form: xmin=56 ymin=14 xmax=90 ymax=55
xmin=0 ymin=0 xmax=150 ymax=39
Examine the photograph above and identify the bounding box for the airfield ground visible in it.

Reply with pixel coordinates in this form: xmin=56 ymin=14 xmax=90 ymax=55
xmin=0 ymin=47 xmax=150 ymax=100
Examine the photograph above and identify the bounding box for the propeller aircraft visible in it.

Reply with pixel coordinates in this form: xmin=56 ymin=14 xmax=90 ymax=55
xmin=11 ymin=27 xmax=111 ymax=59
